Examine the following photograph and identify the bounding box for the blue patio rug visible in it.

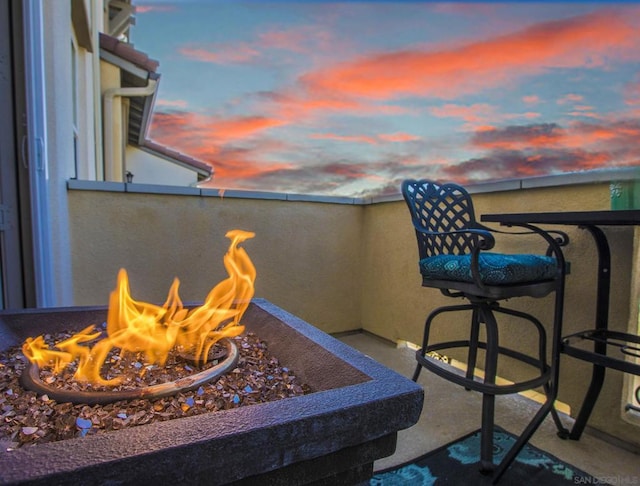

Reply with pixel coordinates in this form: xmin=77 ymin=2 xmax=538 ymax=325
xmin=370 ymin=427 xmax=593 ymax=485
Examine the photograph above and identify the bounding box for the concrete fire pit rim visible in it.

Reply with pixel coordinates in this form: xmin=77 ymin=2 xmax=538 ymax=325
xmin=0 ymin=300 xmax=424 ymax=485
xmin=251 ymin=299 xmax=412 ymax=382
xmin=1 ymin=299 xmax=420 ymax=448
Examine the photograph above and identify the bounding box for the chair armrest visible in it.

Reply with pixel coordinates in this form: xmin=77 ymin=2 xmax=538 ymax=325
xmin=411 ymin=221 xmax=496 ymax=251
xmin=492 ymin=222 xmax=569 ymax=274
xmin=469 ymin=222 xmax=568 ymax=289
xmin=476 ymin=222 xmax=569 ymax=258
xmin=475 ymin=222 xmax=569 ymax=247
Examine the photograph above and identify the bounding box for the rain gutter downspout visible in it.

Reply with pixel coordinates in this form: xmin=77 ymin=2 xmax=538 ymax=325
xmin=103 ymin=79 xmax=157 ymax=181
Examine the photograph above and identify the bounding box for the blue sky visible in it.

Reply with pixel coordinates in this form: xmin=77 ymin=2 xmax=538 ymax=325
xmin=132 ymin=2 xmax=640 ymax=196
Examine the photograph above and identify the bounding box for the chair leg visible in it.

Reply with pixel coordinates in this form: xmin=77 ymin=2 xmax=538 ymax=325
xmin=466 ymin=308 xmax=481 ymax=388
xmin=479 ymin=305 xmax=499 ymax=473
xmin=544 ymin=382 xmax=567 ymax=435
xmin=493 ymin=284 xmax=565 ymax=484
xmin=413 ymin=303 xmax=475 ymax=383
xmin=412 ymin=362 xmax=422 ymax=382
xmin=492 ymin=396 xmax=556 ymax=484
xmin=493 ymin=306 xmax=547 ymax=372
xmin=493 ymin=305 xmax=567 ymax=434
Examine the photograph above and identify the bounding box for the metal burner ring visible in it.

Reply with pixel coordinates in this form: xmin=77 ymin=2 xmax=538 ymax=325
xmin=19 ymin=338 xmax=239 ymax=405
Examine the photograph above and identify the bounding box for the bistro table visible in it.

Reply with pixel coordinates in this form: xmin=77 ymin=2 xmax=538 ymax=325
xmin=481 ymin=209 xmax=640 ymax=440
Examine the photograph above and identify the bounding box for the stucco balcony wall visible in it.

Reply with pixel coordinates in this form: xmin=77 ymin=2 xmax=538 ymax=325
xmin=66 ymin=176 xmax=639 ymax=450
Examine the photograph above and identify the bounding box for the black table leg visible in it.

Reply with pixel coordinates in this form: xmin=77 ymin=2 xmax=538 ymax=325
xmin=563 ymin=225 xmax=610 ymax=440
xmin=568 ymin=365 xmax=606 ymax=439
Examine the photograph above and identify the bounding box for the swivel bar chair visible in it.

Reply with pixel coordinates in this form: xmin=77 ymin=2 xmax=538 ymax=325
xmin=402 ymin=179 xmax=568 ymax=483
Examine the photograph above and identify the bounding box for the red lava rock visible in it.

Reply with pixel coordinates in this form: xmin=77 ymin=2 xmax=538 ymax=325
xmin=0 ymin=333 xmax=311 ymax=449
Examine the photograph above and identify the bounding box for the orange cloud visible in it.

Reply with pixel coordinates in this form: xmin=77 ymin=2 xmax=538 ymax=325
xmin=179 ymin=45 xmax=260 ymax=64
xmin=276 ymin=93 xmax=364 ymax=116
xmin=177 ymin=25 xmax=338 ymax=67
xmin=573 ymin=105 xmax=595 ymax=112
xmin=136 ymin=5 xmax=176 ymax=14
xmin=470 ymin=120 xmax=640 ymax=153
xmin=379 ymin=132 xmax=421 ymax=142
xmin=442 ymin=148 xmax=617 ymax=185
xmin=149 ymin=111 xmax=289 ymax=169
xmin=430 ymin=103 xmax=496 ymax=124
xmin=310 ymin=132 xmax=420 ymax=145
xmin=466 ymin=119 xmax=640 ymax=182
xmin=311 ymin=133 xmax=378 ymax=145
xmin=266 ymin=88 xmax=410 ymax=123
xmin=209 ymin=116 xmax=288 ymax=140
xmin=566 ymin=120 xmax=640 ymax=148
xmin=154 ymin=111 xmax=286 ymax=141
xmin=557 ymin=93 xmax=585 ymax=105
xmin=257 ymin=26 xmax=335 ymax=54
xmin=471 ymin=124 xmax=565 ymax=150
xmin=156 ymin=99 xmax=189 ymax=109
xmin=204 ymin=148 xmax=294 ymax=181
xmin=430 ymin=103 xmax=540 ymax=129
xmin=298 ymin=9 xmax=640 ymax=102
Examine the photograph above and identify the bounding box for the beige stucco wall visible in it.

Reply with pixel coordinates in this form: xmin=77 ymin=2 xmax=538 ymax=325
xmin=67 ymin=190 xmax=363 ymax=334
xmin=67 ymin=181 xmax=639 ymax=447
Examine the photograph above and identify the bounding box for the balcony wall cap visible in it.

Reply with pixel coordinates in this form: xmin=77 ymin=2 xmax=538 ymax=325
xmin=67 ymin=180 xmax=125 ymax=192
xmin=521 ymin=167 xmax=640 ymax=189
xmin=369 ymin=194 xmax=403 ymax=204
xmin=286 ymin=193 xmax=363 ymax=204
xmin=125 ymin=183 xmax=201 ymax=196
xmin=465 ymin=179 xmax=521 ymax=194
xmin=200 ymin=188 xmax=287 ymax=200
xmin=67 ymin=167 xmax=639 ymax=204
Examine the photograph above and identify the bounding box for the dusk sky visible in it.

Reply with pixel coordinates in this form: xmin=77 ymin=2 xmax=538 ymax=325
xmin=132 ymin=2 xmax=640 ymax=197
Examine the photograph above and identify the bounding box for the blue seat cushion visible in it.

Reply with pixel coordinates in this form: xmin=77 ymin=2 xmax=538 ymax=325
xmin=419 ymin=252 xmax=557 ymax=285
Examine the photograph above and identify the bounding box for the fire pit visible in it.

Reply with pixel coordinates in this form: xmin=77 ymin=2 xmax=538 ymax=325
xmin=0 ymin=300 xmax=423 ymax=485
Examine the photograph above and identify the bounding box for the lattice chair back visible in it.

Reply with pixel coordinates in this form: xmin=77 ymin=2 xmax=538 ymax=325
xmin=402 ymin=179 xmax=480 ymax=259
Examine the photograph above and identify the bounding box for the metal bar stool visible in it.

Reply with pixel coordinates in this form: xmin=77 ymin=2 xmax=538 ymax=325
xmin=402 ymin=179 xmax=569 ymax=483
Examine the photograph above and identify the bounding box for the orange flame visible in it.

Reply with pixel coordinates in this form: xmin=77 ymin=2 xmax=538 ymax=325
xmin=22 ymin=229 xmax=256 ymax=386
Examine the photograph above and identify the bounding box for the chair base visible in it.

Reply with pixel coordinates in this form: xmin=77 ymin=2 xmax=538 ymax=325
xmin=413 ymin=301 xmax=563 ymax=484
xmin=415 ymin=341 xmax=552 ymax=395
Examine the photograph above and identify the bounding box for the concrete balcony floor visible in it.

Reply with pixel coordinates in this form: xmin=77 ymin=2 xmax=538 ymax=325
xmin=338 ymin=332 xmax=639 ymax=482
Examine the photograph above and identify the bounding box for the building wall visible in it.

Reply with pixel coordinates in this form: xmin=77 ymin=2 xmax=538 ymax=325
xmin=125 ymin=147 xmax=200 ymax=186
xmin=99 ymin=60 xmax=125 ymax=182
